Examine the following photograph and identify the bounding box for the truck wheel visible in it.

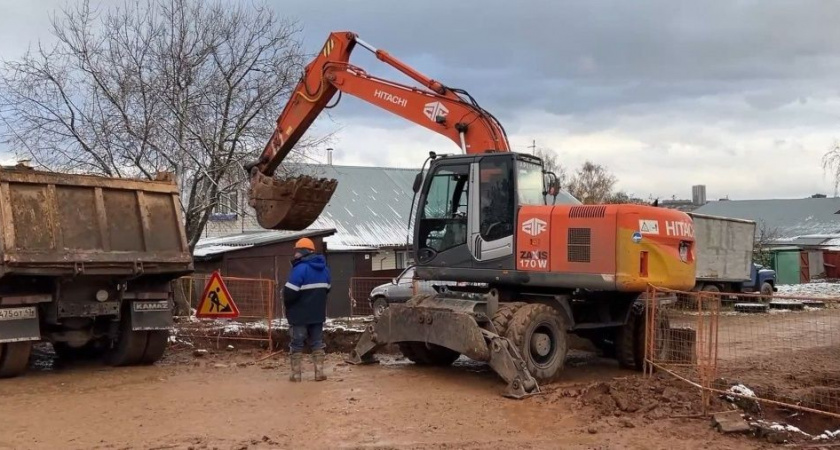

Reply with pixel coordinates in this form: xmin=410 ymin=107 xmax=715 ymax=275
xmin=504 ymin=304 xmax=567 ymax=383
xmin=760 ymin=282 xmax=774 ymax=299
xmin=139 ymin=330 xmax=170 ymax=365
xmin=398 ymin=342 xmax=460 ymax=366
xmin=372 ymin=297 xmax=388 ymax=319
xmin=490 ymin=302 xmax=526 ymax=336
xmin=106 ymin=313 xmax=149 ymax=367
xmin=0 ymin=342 xmax=32 ymax=378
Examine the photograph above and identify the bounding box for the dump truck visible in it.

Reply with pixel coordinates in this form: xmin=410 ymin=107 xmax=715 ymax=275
xmin=0 ymin=167 xmax=193 ymax=377
xmin=688 ymin=213 xmax=776 ymax=296
xmin=245 ymin=31 xmax=696 ymax=397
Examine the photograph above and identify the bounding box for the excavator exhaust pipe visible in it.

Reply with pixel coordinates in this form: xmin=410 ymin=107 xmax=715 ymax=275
xmin=247 ymin=171 xmax=338 ymax=230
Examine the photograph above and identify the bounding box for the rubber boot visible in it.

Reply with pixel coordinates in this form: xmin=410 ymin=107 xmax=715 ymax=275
xmin=312 ymin=349 xmax=327 ymax=381
xmin=289 ymin=352 xmax=302 ymax=382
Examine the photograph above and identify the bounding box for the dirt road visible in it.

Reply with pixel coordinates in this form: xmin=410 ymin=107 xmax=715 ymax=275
xmin=0 ymin=346 xmax=761 ymax=450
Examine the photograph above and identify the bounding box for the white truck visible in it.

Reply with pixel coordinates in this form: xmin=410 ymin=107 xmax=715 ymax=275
xmin=688 ymin=213 xmax=777 ymax=296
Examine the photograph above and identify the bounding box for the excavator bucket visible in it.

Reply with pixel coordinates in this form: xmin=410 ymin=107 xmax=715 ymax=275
xmin=248 ymin=171 xmax=338 ymax=230
xmin=346 ymin=293 xmax=540 ymax=399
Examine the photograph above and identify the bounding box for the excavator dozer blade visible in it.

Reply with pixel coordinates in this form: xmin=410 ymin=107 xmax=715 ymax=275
xmin=248 ymin=171 xmax=338 ymax=230
xmin=346 ymin=297 xmax=540 ymax=399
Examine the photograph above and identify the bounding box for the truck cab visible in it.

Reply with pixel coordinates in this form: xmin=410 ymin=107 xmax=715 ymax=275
xmin=744 ymin=263 xmax=777 ymax=296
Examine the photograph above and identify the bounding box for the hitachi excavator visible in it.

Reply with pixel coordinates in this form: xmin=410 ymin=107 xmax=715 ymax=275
xmin=245 ymin=31 xmax=697 ymax=398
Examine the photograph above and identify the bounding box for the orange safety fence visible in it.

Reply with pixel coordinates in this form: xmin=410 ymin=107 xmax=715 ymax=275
xmin=172 ymin=275 xmax=276 ymax=350
xmin=644 ymin=284 xmax=840 ymax=421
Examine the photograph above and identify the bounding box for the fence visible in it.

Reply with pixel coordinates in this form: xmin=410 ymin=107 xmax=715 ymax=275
xmin=349 ymin=277 xmax=392 ymax=316
xmin=645 ymin=285 xmax=840 ymax=422
xmin=172 ymin=275 xmax=277 ymax=350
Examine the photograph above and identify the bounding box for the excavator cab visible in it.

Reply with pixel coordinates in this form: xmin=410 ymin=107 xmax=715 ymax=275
xmin=413 ymin=152 xmax=567 ymax=274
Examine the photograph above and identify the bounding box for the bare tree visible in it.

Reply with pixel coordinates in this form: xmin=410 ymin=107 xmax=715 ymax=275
xmin=754 ymin=219 xmax=780 ymax=267
xmin=604 ymin=190 xmax=648 ymax=205
xmin=533 ymin=147 xmax=567 ymax=188
xmin=566 ymin=161 xmax=617 ymax=204
xmin=0 ymin=0 xmax=330 ymax=250
xmin=823 ymin=143 xmax=840 ymax=197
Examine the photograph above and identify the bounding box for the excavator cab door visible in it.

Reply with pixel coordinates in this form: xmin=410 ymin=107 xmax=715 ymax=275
xmin=414 ymin=154 xmax=518 ymax=270
xmin=467 ymin=155 xmax=515 ymax=263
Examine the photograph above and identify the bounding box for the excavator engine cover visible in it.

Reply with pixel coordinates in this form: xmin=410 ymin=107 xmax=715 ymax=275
xmin=248 ymin=171 xmax=338 ymax=230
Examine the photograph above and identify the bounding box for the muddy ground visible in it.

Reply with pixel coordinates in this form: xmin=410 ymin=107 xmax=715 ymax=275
xmin=5 ymin=304 xmax=840 ymax=449
xmin=0 ymin=342 xmax=771 ymax=450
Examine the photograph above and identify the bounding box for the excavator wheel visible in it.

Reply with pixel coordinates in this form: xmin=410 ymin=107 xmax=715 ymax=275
xmin=504 ymin=304 xmax=567 ymax=383
xmin=490 ymin=302 xmax=526 ymax=336
xmin=616 ymin=306 xmax=670 ymax=371
xmin=398 ymin=342 xmax=460 ymax=366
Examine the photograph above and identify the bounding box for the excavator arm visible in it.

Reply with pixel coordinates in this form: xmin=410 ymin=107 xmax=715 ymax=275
xmin=246 ymin=31 xmax=511 ymax=230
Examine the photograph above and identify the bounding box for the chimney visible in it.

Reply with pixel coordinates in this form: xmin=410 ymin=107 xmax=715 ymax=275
xmin=326 ymin=148 xmax=333 ymax=165
xmin=692 ymin=185 xmax=707 ymax=205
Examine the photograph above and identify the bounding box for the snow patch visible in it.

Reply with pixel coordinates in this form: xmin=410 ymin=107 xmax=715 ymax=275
xmin=727 ymin=384 xmax=756 ymax=400
xmin=776 ymin=282 xmax=840 ymax=299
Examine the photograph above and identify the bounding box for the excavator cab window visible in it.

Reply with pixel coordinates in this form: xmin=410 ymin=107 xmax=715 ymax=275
xmin=418 ymin=165 xmax=469 ymax=253
xmin=479 ymin=157 xmax=515 ymax=242
xmin=516 ymin=158 xmax=547 ymax=206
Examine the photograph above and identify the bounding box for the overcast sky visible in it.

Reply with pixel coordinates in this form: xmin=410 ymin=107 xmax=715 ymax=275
xmin=2 ymin=0 xmax=839 ymax=201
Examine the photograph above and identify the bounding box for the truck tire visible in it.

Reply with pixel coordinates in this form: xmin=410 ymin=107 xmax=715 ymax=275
xmin=701 ymin=284 xmax=720 ymax=294
xmin=760 ymin=282 xmax=774 ymax=298
xmin=490 ymin=302 xmax=526 ymax=336
xmin=504 ymin=304 xmax=567 ymax=383
xmin=139 ymin=330 xmax=170 ymax=365
xmin=106 ymin=312 xmax=149 ymax=367
xmin=398 ymin=342 xmax=460 ymax=366
xmin=0 ymin=342 xmax=32 ymax=378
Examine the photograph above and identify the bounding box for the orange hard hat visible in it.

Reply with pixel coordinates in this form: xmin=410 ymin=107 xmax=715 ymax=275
xmin=294 ymin=237 xmax=316 ymax=251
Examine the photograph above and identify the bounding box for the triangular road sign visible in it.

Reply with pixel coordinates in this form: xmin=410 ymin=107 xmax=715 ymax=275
xmin=195 ymin=271 xmax=240 ymax=319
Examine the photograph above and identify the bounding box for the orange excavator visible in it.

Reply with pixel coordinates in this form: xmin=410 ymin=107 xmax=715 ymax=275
xmin=246 ymin=31 xmax=697 ymax=398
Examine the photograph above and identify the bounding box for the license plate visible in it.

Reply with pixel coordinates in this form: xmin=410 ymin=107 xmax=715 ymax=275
xmin=0 ymin=307 xmax=37 ymax=321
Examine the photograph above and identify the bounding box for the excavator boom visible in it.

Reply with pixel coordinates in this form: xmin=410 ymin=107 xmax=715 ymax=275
xmin=246 ymin=31 xmax=510 ymax=230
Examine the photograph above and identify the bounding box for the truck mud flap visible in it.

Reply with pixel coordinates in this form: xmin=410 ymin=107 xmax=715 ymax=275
xmin=0 ymin=306 xmax=40 ymax=343
xmin=346 ymin=304 xmax=539 ymax=399
xmin=130 ymin=300 xmax=173 ymax=331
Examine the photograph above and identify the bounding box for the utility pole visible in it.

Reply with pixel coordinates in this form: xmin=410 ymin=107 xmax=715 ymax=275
xmin=528 ymin=139 xmax=536 ymax=154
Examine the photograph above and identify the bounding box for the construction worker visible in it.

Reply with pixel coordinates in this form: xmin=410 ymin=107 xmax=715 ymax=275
xmin=283 ymin=237 xmax=331 ymax=382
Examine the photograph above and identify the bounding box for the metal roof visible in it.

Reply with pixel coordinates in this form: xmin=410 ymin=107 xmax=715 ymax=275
xmin=295 ymin=164 xmax=420 ymax=249
xmin=694 ymin=197 xmax=840 ymax=241
xmin=193 ymin=229 xmax=335 ymax=259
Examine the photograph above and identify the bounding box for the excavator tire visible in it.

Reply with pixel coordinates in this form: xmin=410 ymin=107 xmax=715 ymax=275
xmin=615 ymin=312 xmax=638 ymax=370
xmin=490 ymin=302 xmax=526 ymax=336
xmin=504 ymin=303 xmax=567 ymax=383
xmin=398 ymin=342 xmax=460 ymax=366
xmin=616 ymin=307 xmax=670 ymax=371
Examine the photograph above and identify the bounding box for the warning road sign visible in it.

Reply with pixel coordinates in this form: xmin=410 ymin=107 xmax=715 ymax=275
xmin=196 ymin=271 xmax=240 ymax=319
